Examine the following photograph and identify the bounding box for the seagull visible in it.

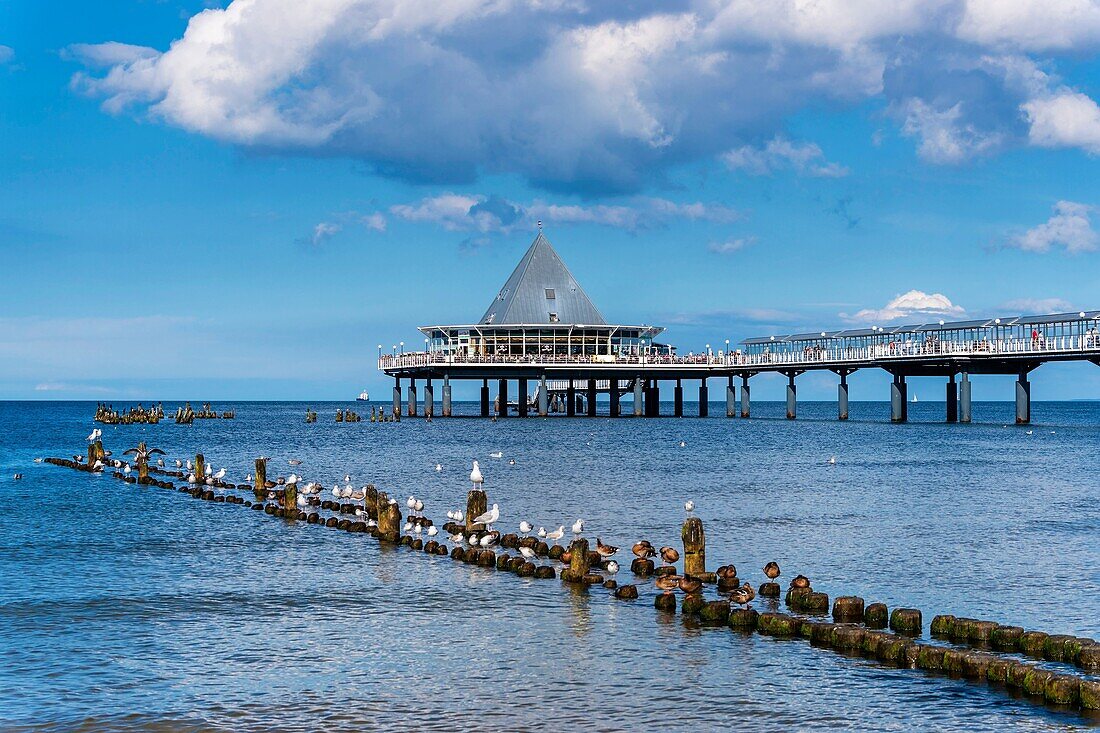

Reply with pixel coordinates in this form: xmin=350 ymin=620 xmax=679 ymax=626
xmin=605 ymin=560 xmax=619 ymax=574
xmin=479 ymin=534 xmax=497 ymax=547
xmin=427 ymin=526 xmax=438 ymax=537
xmin=537 ymin=527 xmax=547 ymax=538
xmin=508 ymin=459 xmax=516 ymax=466
xmin=519 ymin=521 xmax=533 ymax=536
xmin=435 ymin=463 xmax=443 ymax=473
xmin=489 ymin=451 xmax=503 ymax=459
xmin=403 ymin=522 xmax=413 ymax=533
xmin=827 ymin=456 xmax=837 ymax=465
xmin=245 ymin=473 xmax=253 ymax=482
xmin=123 ymin=464 xmax=131 ymax=475
xmin=93 ymin=460 xmax=104 ymax=471
xmin=288 ymin=459 xmax=302 ymax=466
xmin=406 ymin=496 xmax=416 ymax=513
xmin=13 ymin=473 xmax=23 ymax=480
xmin=571 ymin=518 xmax=585 ymax=534
xmin=472 ymin=503 xmax=499 ymax=529
xmin=297 ymin=494 xmax=307 ymax=507
xmin=1026 ymin=430 xmax=1034 ymax=436
xmin=470 ymin=460 xmax=484 ymax=486
xmin=343 ymin=474 xmax=351 ymax=483
xmin=546 ymin=525 xmax=565 ymax=543
xmin=679 ymin=440 xmax=686 ymax=448
xmin=449 ymin=533 xmax=464 ymax=544
xmin=519 ymin=546 xmax=537 ymax=561
xmin=175 ymin=459 xmax=183 ymax=468
xmin=86 ymin=429 xmax=98 ymax=442
xmin=204 ymin=464 xmax=212 ymax=476
xmin=684 ymin=500 xmax=695 ymax=513
xmin=414 ymin=499 xmax=424 ymax=514
xmin=186 ymin=473 xmax=197 ymax=484
xmin=186 ymin=460 xmax=193 ymax=471
xmin=156 ymin=458 xmax=165 ymax=467
xmin=213 ymin=468 xmax=226 ymax=480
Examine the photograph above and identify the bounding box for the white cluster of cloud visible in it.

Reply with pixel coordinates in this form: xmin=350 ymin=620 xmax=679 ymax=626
xmin=1000 ymin=297 xmax=1075 ymax=313
xmin=382 ymin=193 xmax=739 ymax=234
xmin=844 ymin=290 xmax=967 ymax=324
xmin=0 ymin=45 xmax=13 ymax=65
xmin=66 ymin=0 xmax=1100 ymax=191
xmin=708 ymin=237 xmax=755 ymax=254
xmin=722 ymin=137 xmax=848 ymax=177
xmin=1009 ymin=200 xmax=1098 ymax=253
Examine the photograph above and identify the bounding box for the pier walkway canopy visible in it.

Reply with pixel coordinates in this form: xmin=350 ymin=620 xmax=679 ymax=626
xmin=413 ymin=232 xmax=670 ymax=360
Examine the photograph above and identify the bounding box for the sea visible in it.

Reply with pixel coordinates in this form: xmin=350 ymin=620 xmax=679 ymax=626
xmin=1 ymin=400 xmax=1098 ymax=731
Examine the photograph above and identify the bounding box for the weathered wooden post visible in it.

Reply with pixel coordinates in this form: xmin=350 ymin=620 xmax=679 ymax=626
xmin=466 ymin=489 xmax=487 ymax=531
xmin=377 ymin=492 xmax=402 ymax=542
xmin=682 ymin=516 xmax=706 ymax=578
xmin=194 ymin=454 xmax=205 ymax=483
xmin=87 ymin=443 xmax=97 ymax=468
xmin=563 ymin=537 xmax=590 ymax=582
xmin=253 ymin=457 xmax=267 ymax=501
xmin=284 ymin=482 xmax=298 ymax=517
xmin=137 ymin=456 xmax=150 ymax=483
xmin=365 ymin=484 xmax=378 ymax=520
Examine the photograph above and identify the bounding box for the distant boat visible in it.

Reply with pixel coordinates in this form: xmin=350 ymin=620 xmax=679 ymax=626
xmin=356 ymin=390 xmax=369 ymax=401
xmin=911 ymin=395 xmax=918 ymax=403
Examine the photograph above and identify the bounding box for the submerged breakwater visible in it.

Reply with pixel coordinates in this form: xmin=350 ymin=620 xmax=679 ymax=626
xmin=2 ymin=400 xmax=1098 ymax=731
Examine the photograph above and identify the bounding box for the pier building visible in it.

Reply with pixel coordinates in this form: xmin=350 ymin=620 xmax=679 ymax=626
xmin=380 ymin=232 xmax=1100 ymax=423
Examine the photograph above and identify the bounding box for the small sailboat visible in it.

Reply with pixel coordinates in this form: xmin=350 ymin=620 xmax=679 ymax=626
xmin=911 ymin=394 xmax=918 ymax=403
xmin=356 ymin=390 xmax=370 ymax=401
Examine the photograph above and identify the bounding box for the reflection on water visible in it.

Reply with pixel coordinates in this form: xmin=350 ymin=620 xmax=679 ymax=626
xmin=0 ymin=400 xmax=1098 ymax=731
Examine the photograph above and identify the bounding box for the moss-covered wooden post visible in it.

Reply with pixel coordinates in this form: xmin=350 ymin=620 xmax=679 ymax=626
xmin=466 ymin=489 xmax=487 ymax=531
xmin=284 ymin=482 xmax=298 ymax=517
xmin=87 ymin=443 xmax=97 ymax=468
xmin=194 ymin=454 xmax=205 ymax=483
xmin=682 ymin=516 xmax=706 ymax=577
xmin=137 ymin=456 xmax=149 ymax=483
xmin=563 ymin=537 xmax=590 ymax=582
xmin=377 ymin=491 xmax=401 ymax=542
xmin=253 ymin=457 xmax=267 ymax=501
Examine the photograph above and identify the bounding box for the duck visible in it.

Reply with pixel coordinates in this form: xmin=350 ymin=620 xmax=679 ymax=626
xmin=763 ymin=561 xmax=781 ymax=580
xmin=489 ymin=451 xmax=503 ymax=459
xmin=677 ymin=575 xmax=703 ymax=595
xmin=595 ymin=538 xmax=618 ymax=558
xmin=632 ymin=541 xmax=656 ymax=559
xmin=717 ymin=564 xmax=738 ymax=579
xmin=655 ymin=575 xmax=681 ymax=593
xmin=729 ymin=586 xmax=752 ymax=605
xmin=790 ymin=574 xmax=810 ymax=589
xmin=739 ymin=581 xmax=756 ymax=602
xmin=659 ymin=546 xmax=680 ymax=565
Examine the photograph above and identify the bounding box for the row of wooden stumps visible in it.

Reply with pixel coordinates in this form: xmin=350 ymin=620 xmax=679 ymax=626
xmin=335 ymin=409 xmax=362 ymax=422
xmin=95 ymin=402 xmax=165 ymax=425
xmin=44 ymin=449 xmax=1100 ymax=715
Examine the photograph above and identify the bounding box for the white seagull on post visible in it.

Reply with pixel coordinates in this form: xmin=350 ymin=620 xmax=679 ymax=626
xmin=470 ymin=460 xmax=484 ymax=487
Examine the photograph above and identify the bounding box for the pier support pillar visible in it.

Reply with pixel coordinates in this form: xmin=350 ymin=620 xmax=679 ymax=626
xmin=442 ymin=375 xmax=452 ymax=417
xmin=945 ymin=374 xmax=957 ymax=423
xmin=838 ymin=373 xmax=849 ymax=421
xmin=786 ymin=374 xmax=797 ymax=419
xmin=407 ymin=380 xmax=417 ymax=417
xmin=566 ymin=383 xmax=576 ymax=416
xmin=539 ymin=376 xmax=548 ymax=416
xmin=674 ymin=380 xmax=684 ymax=417
xmin=393 ymin=378 xmax=401 ymax=418
xmin=726 ymin=376 xmax=735 ymax=417
xmin=424 ymin=380 xmax=434 ymax=418
xmin=518 ymin=378 xmax=528 ymax=417
xmin=741 ymin=376 xmax=751 ymax=418
xmin=699 ymin=380 xmax=708 ymax=417
xmin=497 ymin=379 xmax=508 ymax=417
xmin=480 ymin=379 xmax=490 ymax=417
xmin=633 ymin=378 xmax=643 ymax=416
xmin=645 ymin=381 xmax=660 ymax=417
xmin=890 ymin=375 xmax=907 ymax=422
xmin=609 ymin=379 xmax=620 ymax=417
xmin=1016 ymin=372 xmax=1031 ymax=424
xmin=587 ymin=378 xmax=597 ymax=417
xmin=960 ymin=372 xmax=972 ymax=423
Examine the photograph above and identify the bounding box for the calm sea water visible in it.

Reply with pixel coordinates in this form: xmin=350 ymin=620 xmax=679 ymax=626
xmin=1 ymin=400 xmax=1098 ymax=732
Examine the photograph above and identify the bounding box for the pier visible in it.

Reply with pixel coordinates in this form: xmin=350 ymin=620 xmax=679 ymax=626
xmin=380 ymin=233 xmax=1100 ymax=424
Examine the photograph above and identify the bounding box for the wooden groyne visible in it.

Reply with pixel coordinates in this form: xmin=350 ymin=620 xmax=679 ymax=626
xmin=40 ymin=444 xmax=1100 ymax=716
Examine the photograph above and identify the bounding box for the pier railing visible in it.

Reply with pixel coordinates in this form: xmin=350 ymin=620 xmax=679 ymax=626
xmin=379 ymin=335 xmax=1100 ymax=372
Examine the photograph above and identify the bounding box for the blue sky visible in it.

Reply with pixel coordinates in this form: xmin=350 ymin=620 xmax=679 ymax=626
xmin=3 ymin=0 xmax=1100 ymax=401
